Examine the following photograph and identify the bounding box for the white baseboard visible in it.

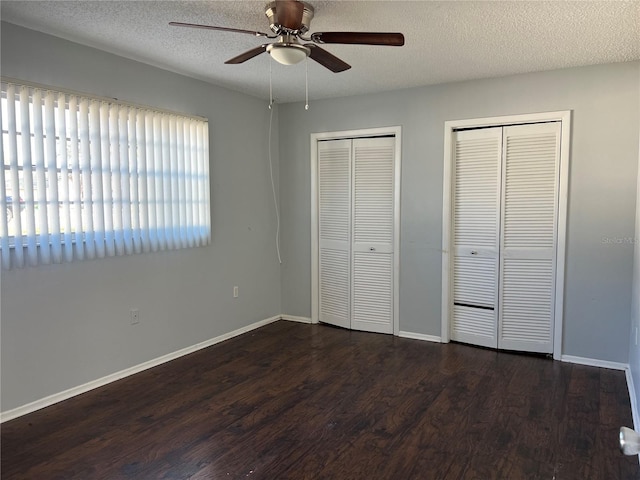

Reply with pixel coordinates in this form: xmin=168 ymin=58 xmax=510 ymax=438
xmin=561 ymin=355 xmax=628 ymax=371
xmin=0 ymin=315 xmax=282 ymax=423
xmin=281 ymin=314 xmax=313 ymax=324
xmin=624 ymin=367 xmax=640 ymax=465
xmin=398 ymin=331 xmax=442 ymax=343
xmin=11 ymin=320 xmax=630 ymax=424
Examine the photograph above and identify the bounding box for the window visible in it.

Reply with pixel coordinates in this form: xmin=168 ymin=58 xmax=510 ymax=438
xmin=0 ymin=81 xmax=210 ymax=269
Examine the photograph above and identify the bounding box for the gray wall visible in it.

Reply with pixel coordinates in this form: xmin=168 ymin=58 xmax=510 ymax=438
xmin=629 ymin=79 xmax=640 ymax=423
xmin=279 ymin=61 xmax=640 ymax=364
xmin=0 ymin=23 xmax=282 ymax=411
xmin=1 ymin=21 xmax=638 ymax=414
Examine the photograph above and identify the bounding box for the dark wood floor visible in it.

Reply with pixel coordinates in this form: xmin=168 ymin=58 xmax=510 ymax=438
xmin=2 ymin=321 xmax=638 ymax=479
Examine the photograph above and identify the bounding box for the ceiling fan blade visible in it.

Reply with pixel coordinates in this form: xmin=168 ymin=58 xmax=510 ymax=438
xmin=274 ymin=0 xmax=304 ymax=31
xmin=169 ymin=22 xmax=271 ymax=38
xmin=311 ymin=32 xmax=405 ymax=46
xmin=225 ymin=45 xmax=269 ymax=64
xmin=307 ymin=45 xmax=351 ymax=73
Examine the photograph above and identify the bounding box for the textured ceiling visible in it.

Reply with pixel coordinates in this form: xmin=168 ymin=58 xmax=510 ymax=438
xmin=1 ymin=1 xmax=639 ymax=103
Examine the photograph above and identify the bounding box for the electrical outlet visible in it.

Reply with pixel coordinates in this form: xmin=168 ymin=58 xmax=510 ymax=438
xmin=130 ymin=308 xmax=140 ymax=325
xmin=233 ymin=286 xmax=239 ymax=298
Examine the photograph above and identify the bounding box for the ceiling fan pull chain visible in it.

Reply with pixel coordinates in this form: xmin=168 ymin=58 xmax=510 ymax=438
xmin=269 ymin=57 xmax=274 ymax=108
xmin=305 ymin=56 xmax=309 ymax=110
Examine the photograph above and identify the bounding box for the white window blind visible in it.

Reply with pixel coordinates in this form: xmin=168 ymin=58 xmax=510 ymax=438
xmin=0 ymin=81 xmax=210 ymax=269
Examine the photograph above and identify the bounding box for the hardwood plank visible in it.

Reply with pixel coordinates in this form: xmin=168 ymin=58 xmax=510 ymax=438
xmin=2 ymin=322 xmax=638 ymax=479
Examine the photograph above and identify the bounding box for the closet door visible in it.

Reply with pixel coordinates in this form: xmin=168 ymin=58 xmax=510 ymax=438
xmin=498 ymin=123 xmax=561 ymax=353
xmin=351 ymin=137 xmax=395 ymax=334
xmin=451 ymin=128 xmax=502 ymax=348
xmin=318 ymin=139 xmax=352 ymax=329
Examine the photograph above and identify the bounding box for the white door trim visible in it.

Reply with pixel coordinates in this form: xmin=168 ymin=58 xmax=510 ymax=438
xmin=441 ymin=111 xmax=571 ymax=360
xmin=311 ymin=126 xmax=402 ymax=335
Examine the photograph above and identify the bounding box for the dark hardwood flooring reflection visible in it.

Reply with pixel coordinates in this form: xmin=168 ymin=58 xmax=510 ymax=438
xmin=2 ymin=320 xmax=638 ymax=479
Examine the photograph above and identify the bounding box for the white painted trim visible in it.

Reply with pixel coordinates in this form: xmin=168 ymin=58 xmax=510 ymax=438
xmin=441 ymin=124 xmax=453 ymax=344
xmin=444 ymin=111 xmax=572 ymax=130
xmin=311 ymin=126 xmax=401 ymax=142
xmin=0 ymin=315 xmax=282 ymax=423
xmin=393 ymin=129 xmax=402 ymax=336
xmin=441 ymin=111 xmax=571 ymax=359
xmin=626 ymin=367 xmax=640 ymax=431
xmin=398 ymin=331 xmax=442 ymax=343
xmin=561 ymin=355 xmax=628 ymax=371
xmin=311 ymin=134 xmax=320 ymax=324
xmin=553 ymin=111 xmax=572 ymax=360
xmin=310 ymin=126 xmax=402 ymax=335
xmin=281 ymin=314 xmax=313 ymax=324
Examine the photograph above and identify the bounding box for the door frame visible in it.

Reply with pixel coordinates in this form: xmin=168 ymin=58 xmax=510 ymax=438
xmin=441 ymin=111 xmax=571 ymax=360
xmin=311 ymin=126 xmax=402 ymax=335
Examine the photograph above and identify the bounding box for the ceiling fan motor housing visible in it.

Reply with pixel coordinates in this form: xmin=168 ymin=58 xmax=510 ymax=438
xmin=265 ymin=1 xmax=315 ymax=35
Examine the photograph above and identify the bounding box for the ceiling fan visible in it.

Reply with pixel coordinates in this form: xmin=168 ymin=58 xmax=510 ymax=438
xmin=169 ymin=0 xmax=404 ymax=73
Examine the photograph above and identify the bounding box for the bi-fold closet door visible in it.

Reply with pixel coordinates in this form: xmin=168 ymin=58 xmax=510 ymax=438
xmin=317 ymin=136 xmax=395 ymax=334
xmin=452 ymin=122 xmax=561 ymax=354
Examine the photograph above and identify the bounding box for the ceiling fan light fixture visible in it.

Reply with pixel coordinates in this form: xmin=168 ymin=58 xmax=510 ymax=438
xmin=267 ymin=43 xmax=309 ymax=65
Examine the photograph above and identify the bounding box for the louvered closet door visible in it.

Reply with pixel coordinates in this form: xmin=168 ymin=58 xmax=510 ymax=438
xmin=351 ymin=137 xmax=395 ymax=334
xmin=318 ymin=139 xmax=352 ymax=329
xmin=451 ymin=128 xmax=502 ymax=348
xmin=498 ymin=123 xmax=561 ymax=353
